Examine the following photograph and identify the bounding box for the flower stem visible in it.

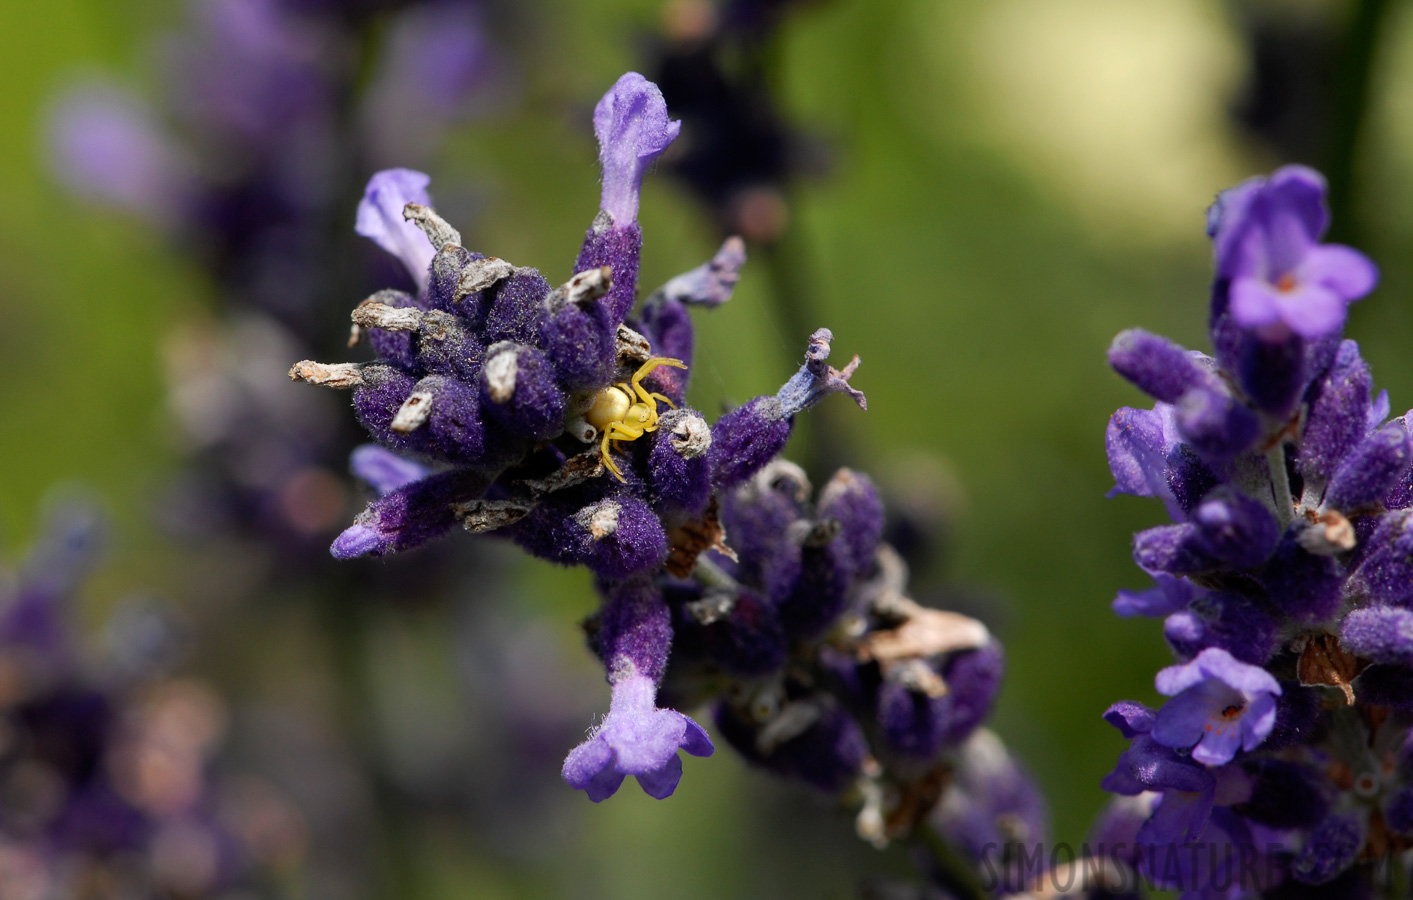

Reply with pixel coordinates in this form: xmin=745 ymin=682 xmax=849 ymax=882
xmin=913 ymin=824 xmax=992 ymax=900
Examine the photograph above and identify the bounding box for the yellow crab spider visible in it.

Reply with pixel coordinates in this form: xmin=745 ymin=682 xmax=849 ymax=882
xmin=585 ymin=356 xmax=688 ymax=482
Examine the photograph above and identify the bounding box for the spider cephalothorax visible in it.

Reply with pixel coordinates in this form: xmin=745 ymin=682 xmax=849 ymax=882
xmin=584 ymin=356 xmax=687 ymax=481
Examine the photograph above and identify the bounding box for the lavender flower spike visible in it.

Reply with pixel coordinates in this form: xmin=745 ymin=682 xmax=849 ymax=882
xmin=563 ymin=580 xmax=712 ymax=801
xmin=594 ymin=72 xmax=681 ymax=226
xmin=355 ymin=168 xmax=437 ymax=293
xmin=1152 ymin=647 xmax=1281 ymax=766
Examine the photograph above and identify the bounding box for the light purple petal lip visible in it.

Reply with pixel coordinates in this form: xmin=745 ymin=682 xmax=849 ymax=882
xmin=561 ymin=673 xmax=712 ymax=802
xmin=593 ymin=72 xmax=681 ymax=225
xmin=355 ymin=168 xmax=436 ymax=293
xmin=1305 ymin=243 xmax=1378 ymax=299
xmin=1151 ymin=648 xmax=1280 ymax=766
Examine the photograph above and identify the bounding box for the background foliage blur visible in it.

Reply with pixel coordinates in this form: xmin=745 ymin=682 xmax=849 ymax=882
xmin=3 ymin=0 xmax=1413 ymax=896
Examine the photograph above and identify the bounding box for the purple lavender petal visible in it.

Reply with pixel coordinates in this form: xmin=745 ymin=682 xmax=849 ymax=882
xmin=1304 ymin=243 xmax=1378 ymax=301
xmin=593 ymin=72 xmax=681 ymax=225
xmin=1273 ymin=282 xmax=1347 ymax=340
xmin=1103 ymin=701 xmax=1156 ymax=739
xmin=348 ymin=445 xmax=429 ymax=497
xmin=355 ymin=169 xmax=436 ymax=293
xmin=1113 ymin=574 xmax=1199 ymax=619
xmin=1152 ymin=678 xmax=1241 ymax=751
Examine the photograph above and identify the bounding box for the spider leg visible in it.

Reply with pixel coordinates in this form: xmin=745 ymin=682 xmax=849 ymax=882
xmin=600 ymin=427 xmax=624 ymax=482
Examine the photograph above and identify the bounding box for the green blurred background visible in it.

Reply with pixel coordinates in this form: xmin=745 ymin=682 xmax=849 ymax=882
xmin=5 ymin=0 xmax=1413 ymax=896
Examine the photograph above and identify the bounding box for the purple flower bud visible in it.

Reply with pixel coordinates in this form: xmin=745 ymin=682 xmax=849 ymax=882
xmin=362 ymin=289 xmax=420 ymax=369
xmin=1348 ymin=511 xmax=1413 ymax=607
xmin=1163 ymin=592 xmax=1281 ymax=665
xmin=331 ymin=469 xmax=488 ymax=558
xmin=348 ymin=444 xmax=428 ymax=497
xmin=710 ymin=331 xmax=865 ymax=490
xmin=1324 ymin=421 xmax=1412 ymax=512
xmin=1340 ymin=606 xmax=1413 ymax=665
xmin=939 ymin=642 xmax=1005 ymax=745
xmin=720 ymin=462 xmax=807 ymax=601
xmin=817 ymin=468 xmax=884 ymax=577
xmin=1103 ymin=701 xmax=1157 ymax=740
xmin=564 ymin=580 xmax=712 ymax=801
xmin=1300 ymin=340 xmax=1374 ymax=489
xmin=592 ymin=72 xmax=681 ymax=227
xmin=482 ymin=271 xmax=553 ymax=346
xmin=1108 ymin=330 xmax=1214 ymax=403
xmin=405 ymin=375 xmax=486 ymax=465
xmin=510 ymin=493 xmax=670 ymax=579
xmin=779 ymin=538 xmax=850 ymax=640
xmin=415 ymin=311 xmax=485 ymax=383
xmin=478 ymin=343 xmax=566 ymax=442
xmin=539 ymin=299 xmax=617 ymax=393
xmin=1191 ymin=487 xmax=1280 ymax=569
xmin=877 ymin=673 xmax=952 ymax=760
xmin=1151 ymin=647 xmax=1281 ymax=766
xmin=710 ymin=397 xmax=793 ymax=490
xmin=1291 ymin=813 xmax=1364 ymax=885
xmin=1175 ymin=386 xmax=1261 ymax=463
xmin=1134 ymin=523 xmax=1215 ymax=574
xmin=645 ymin=410 xmax=713 ymax=516
xmin=1213 ymin=165 xmax=1377 ymax=342
xmin=353 ymin=364 xmax=419 ymax=448
xmin=1100 ymin=729 xmax=1214 ymax=799
xmin=355 ymin=169 xmax=437 ymax=293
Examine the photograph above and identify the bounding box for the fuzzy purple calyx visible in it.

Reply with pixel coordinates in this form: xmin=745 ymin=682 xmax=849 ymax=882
xmin=593 ymin=73 xmax=681 ymax=226
xmin=561 ymin=670 xmax=713 ymax=801
xmin=776 ymin=329 xmax=866 ymax=418
xmin=1152 ymin=647 xmax=1281 ymax=766
xmin=1211 ymin=165 xmax=1377 ymax=341
xmin=1107 ymin=330 xmax=1214 ymax=403
xmin=356 ymin=168 xmax=437 ymax=293
xmin=1341 ymin=606 xmax=1413 ymax=666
